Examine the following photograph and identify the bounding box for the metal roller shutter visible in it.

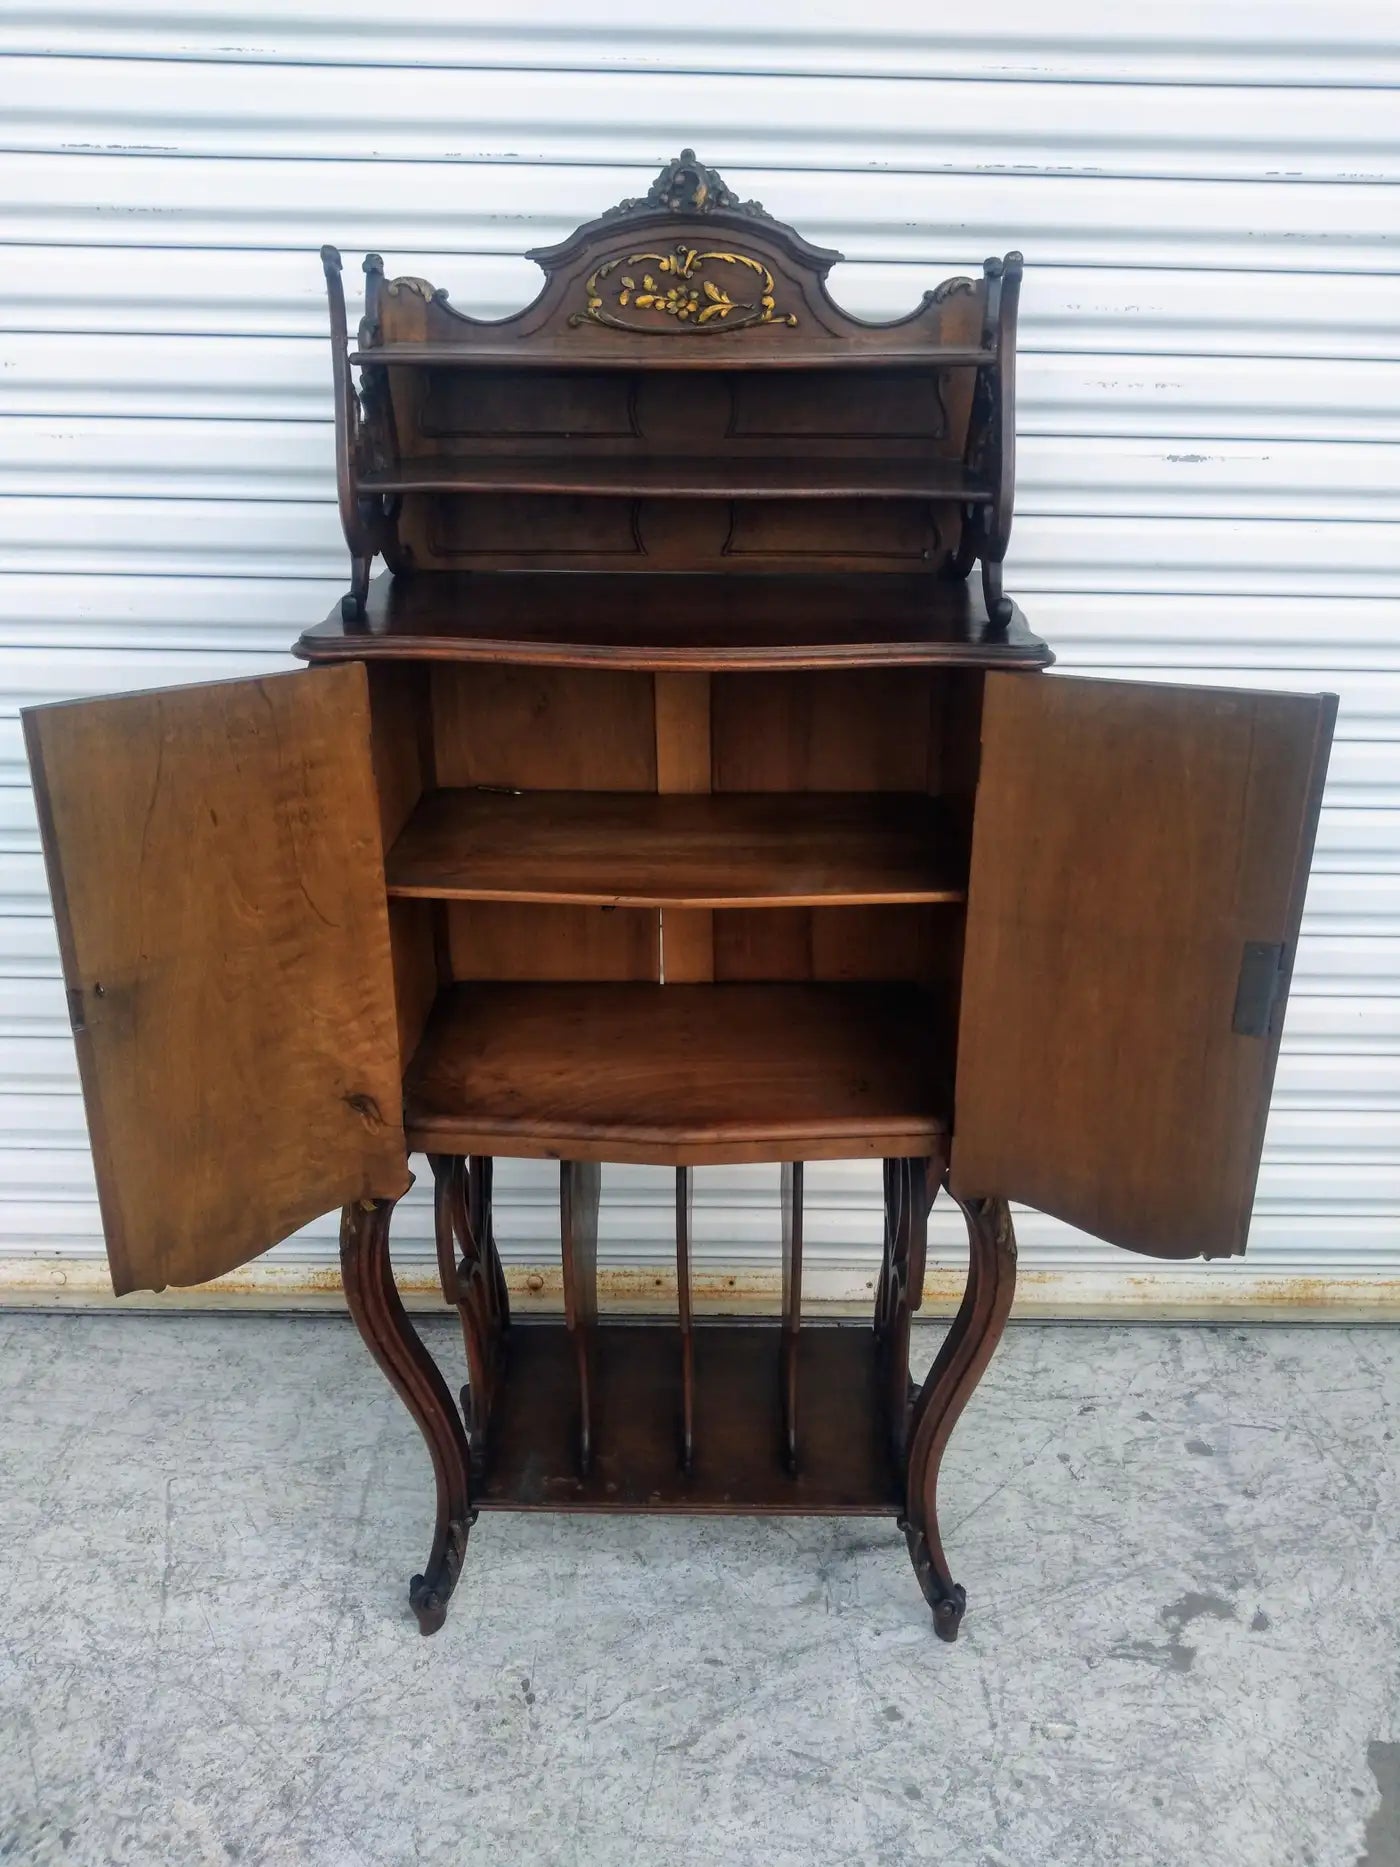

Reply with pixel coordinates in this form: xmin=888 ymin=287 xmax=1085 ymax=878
xmin=3 ymin=2 xmax=1396 ymax=1313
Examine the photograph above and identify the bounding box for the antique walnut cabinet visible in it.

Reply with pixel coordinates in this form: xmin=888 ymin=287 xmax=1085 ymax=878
xmin=24 ymin=155 xmax=1335 ymax=1641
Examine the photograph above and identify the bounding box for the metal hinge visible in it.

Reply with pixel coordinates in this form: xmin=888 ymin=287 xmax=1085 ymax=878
xmin=1231 ymin=941 xmax=1286 ymax=1038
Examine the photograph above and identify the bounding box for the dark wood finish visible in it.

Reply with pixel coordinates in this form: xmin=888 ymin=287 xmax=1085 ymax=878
xmin=348 ymin=343 xmax=995 ymax=371
xmin=560 ymin=1161 xmax=603 ymax=1474
xmin=325 ymin=152 xmax=1017 ymax=589
xmin=358 ymin=453 xmax=991 ymax=501
xmin=902 ymin=1192 xmax=1018 ymax=1642
xmin=444 ymin=902 xmax=660 ymax=982
xmin=779 ymin=1162 xmax=803 ymax=1475
xmin=952 ymin=674 xmax=1337 ymax=1259
xmin=29 ymin=153 xmax=1342 ymax=1646
xmin=297 ymin=572 xmax=1051 ymax=671
xmin=340 ymin=1193 xmax=473 ymax=1635
xmin=385 ymin=790 xmax=967 ymax=908
xmin=712 ymin=668 xmax=937 ymax=792
xmin=23 ymin=665 xmax=409 ymax=1295
xmin=476 ymin=1323 xmax=901 ymax=1513
xmin=402 ymin=982 xmax=951 ymax=1166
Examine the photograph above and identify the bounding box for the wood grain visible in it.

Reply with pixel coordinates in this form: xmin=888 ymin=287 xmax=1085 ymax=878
xmin=430 ymin=662 xmax=657 ymax=791
xmin=403 ymin=982 xmax=951 ymax=1165
xmin=951 ymin=673 xmax=1335 ymax=1258
xmin=385 ymin=790 xmax=966 ymax=908
xmin=444 ymin=902 xmax=660 ymax=982
xmin=24 ymin=665 xmax=410 ymax=1294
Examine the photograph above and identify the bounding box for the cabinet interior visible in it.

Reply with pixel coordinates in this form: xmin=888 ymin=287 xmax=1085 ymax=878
xmin=364 ymin=659 xmax=980 ymax=1165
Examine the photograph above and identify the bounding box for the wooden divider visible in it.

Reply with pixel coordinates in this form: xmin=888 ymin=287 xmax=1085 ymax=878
xmin=560 ymin=1161 xmax=602 ymax=1474
xmin=780 ymin=1161 xmax=804 ymax=1473
xmin=676 ymin=1167 xmax=696 ymax=1472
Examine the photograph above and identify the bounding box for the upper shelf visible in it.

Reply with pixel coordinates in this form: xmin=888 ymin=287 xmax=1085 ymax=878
xmin=356 ymin=454 xmax=993 ymax=502
xmin=295 ymin=571 xmax=1052 ymax=672
xmin=348 ymin=343 xmax=997 ymax=373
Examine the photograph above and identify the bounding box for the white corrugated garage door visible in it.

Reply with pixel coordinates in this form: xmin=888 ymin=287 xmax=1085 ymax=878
xmin=2 ymin=2 xmax=1397 ymax=1312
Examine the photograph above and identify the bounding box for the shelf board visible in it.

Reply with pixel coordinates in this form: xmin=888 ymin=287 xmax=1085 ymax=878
xmin=356 ymin=453 xmax=991 ymax=502
xmin=402 ymin=982 xmax=950 ymax=1166
xmin=350 ymin=343 xmax=996 ymax=373
xmin=296 ymin=571 xmax=1053 ymax=672
xmin=385 ymin=790 xmax=967 ymax=909
xmin=476 ymin=1321 xmax=900 ymax=1513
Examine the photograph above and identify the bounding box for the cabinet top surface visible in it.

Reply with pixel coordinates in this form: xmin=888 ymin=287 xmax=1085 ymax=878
xmin=295 ymin=572 xmax=1052 ymax=672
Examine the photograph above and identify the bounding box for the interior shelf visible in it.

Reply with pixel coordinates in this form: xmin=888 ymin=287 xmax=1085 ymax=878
xmin=402 ymin=982 xmax=951 ymax=1165
xmin=297 ymin=571 xmax=1052 ymax=671
xmin=385 ymin=790 xmax=967 ymax=908
xmin=356 ymin=454 xmax=992 ymax=502
xmin=350 ymin=342 xmax=996 ymax=373
xmin=475 ymin=1321 xmax=901 ymax=1512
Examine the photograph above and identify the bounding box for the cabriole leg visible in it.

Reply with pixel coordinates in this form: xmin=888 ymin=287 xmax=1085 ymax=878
xmin=901 ymin=1191 xmax=1017 ymax=1642
xmin=340 ymin=1194 xmax=473 ymax=1635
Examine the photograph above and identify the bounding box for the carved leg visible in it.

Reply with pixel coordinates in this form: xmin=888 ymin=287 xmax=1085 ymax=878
xmin=874 ymin=1157 xmax=937 ymax=1461
xmin=340 ymin=553 xmax=371 ymax=623
xmin=340 ymin=1195 xmax=473 ymax=1635
xmin=981 ymin=555 xmax=1013 ymax=629
xmin=901 ymin=1191 xmax=1017 ymax=1641
xmin=430 ymin=1155 xmax=507 ymax=1461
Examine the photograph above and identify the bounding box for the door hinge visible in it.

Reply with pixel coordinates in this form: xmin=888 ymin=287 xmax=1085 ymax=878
xmin=1231 ymin=941 xmax=1286 ymax=1038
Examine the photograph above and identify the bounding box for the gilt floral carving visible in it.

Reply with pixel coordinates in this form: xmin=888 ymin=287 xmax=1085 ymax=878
xmin=571 ymin=245 xmax=797 ymax=334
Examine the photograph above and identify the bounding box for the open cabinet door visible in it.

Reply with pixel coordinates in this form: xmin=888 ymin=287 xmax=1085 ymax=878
xmin=951 ymin=673 xmax=1335 ymax=1258
xmin=24 ymin=664 xmax=410 ymax=1294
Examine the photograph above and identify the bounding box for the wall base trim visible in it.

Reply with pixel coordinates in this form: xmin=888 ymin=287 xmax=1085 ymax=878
xmin=3 ymin=1256 xmax=1398 ymax=1323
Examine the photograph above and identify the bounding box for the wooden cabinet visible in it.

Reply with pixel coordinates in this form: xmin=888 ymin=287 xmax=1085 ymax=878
xmin=24 ymin=153 xmax=1334 ymax=1642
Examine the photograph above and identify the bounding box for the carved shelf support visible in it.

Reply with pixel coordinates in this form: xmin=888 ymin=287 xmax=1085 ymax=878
xmin=901 ymin=1190 xmax=1018 ymax=1642
xmin=340 ymin=1193 xmax=473 ymax=1635
xmin=429 ymin=1154 xmax=509 ymax=1458
xmin=320 ymin=245 xmax=402 ymax=621
xmin=875 ymin=1156 xmax=938 ymax=1461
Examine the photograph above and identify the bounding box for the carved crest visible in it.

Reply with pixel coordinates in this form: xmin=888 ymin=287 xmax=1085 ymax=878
xmin=601 ymin=148 xmax=774 ymax=225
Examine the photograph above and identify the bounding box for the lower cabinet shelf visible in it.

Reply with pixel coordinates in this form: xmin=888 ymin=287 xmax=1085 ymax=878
xmin=475 ymin=1321 xmax=902 ymax=1514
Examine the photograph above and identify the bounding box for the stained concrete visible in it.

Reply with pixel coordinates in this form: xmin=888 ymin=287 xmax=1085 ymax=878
xmin=1 ymin=1313 xmax=1397 ymax=1867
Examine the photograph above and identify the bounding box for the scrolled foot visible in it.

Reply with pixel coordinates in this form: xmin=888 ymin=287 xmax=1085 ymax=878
xmin=408 ymin=1512 xmax=472 ymax=1635
xmin=901 ymin=1518 xmax=968 ymax=1641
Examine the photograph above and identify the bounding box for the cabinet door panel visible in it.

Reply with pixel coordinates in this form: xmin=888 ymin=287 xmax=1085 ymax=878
xmin=951 ymin=673 xmax=1334 ymax=1258
xmin=25 ymin=664 xmax=410 ymax=1294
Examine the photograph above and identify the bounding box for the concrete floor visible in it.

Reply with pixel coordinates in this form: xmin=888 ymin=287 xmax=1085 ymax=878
xmin=0 ymin=1314 xmax=1397 ymax=1867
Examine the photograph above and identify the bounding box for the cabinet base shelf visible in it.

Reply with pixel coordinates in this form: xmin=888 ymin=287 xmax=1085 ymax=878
xmin=474 ymin=1320 xmax=902 ymax=1514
